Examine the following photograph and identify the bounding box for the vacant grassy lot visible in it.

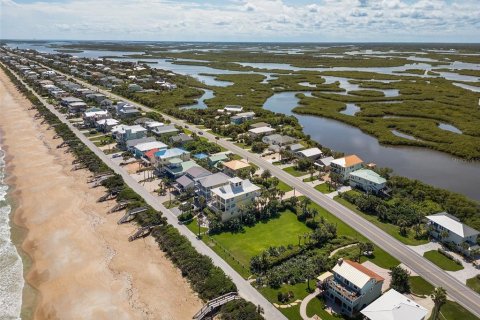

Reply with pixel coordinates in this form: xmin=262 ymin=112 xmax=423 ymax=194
xmin=466 ymin=276 xmax=480 ymax=294
xmin=334 ymin=195 xmax=429 ymax=246
xmin=277 ymin=180 xmax=293 ymax=192
xmin=208 ymin=210 xmax=311 ymax=267
xmin=437 ymin=301 xmax=479 ymax=320
xmin=423 ymin=250 xmax=464 ymax=271
xmin=409 ymin=276 xmax=434 ymax=296
xmin=283 ymin=166 xmax=308 ymax=177
xmin=314 ymin=183 xmax=333 ymax=194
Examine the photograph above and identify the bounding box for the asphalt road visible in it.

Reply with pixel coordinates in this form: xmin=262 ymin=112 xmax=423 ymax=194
xmin=2 ymin=65 xmax=287 ymax=320
xmin=10 ymin=59 xmax=480 ymax=318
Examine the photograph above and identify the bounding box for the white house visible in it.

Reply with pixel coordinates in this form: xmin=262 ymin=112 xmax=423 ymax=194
xmin=361 ymin=289 xmax=428 ymax=320
xmin=154 ymin=148 xmax=191 ymax=166
xmin=248 ymin=126 xmax=276 ymax=138
xmin=296 ymin=147 xmax=323 ymax=160
xmin=114 ymin=125 xmax=148 ymax=149
xmin=348 ymin=169 xmax=387 ymax=194
xmin=426 ymin=212 xmax=479 ymax=255
xmin=330 ymin=155 xmax=364 ymax=181
xmin=83 ymin=108 xmax=109 ymax=127
xmin=323 ymin=259 xmax=384 ymax=317
xmin=210 ymin=178 xmax=261 ymax=221
xmin=262 ymin=134 xmax=296 ymax=147
xmin=95 ymin=118 xmax=119 ymax=132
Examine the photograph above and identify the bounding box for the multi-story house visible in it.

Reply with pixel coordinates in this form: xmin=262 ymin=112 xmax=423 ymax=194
xmin=330 ymin=155 xmax=364 ymax=181
xmin=209 ymin=178 xmax=261 ymax=221
xmin=114 ymin=125 xmax=147 ymax=149
xmin=426 ymin=212 xmax=479 ymax=255
xmin=323 ymin=259 xmax=384 ymax=317
xmin=348 ymin=169 xmax=387 ymax=194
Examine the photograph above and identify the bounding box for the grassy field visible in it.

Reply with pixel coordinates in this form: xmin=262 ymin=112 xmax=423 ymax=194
xmin=466 ymin=276 xmax=480 ymax=294
xmin=208 ymin=210 xmax=311 ymax=267
xmin=409 ymin=276 xmax=434 ymax=296
xmin=436 ymin=301 xmax=479 ymax=320
xmin=283 ymin=166 xmax=308 ymax=177
xmin=423 ymin=250 xmax=464 ymax=271
xmin=314 ymin=183 xmax=333 ymax=194
xmin=334 ymin=195 xmax=429 ymax=246
xmin=307 ymin=297 xmax=344 ymax=320
xmin=277 ymin=180 xmax=293 ymax=192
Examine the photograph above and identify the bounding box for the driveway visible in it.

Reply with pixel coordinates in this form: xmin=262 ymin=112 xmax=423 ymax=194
xmin=362 ymin=261 xmax=391 ymax=293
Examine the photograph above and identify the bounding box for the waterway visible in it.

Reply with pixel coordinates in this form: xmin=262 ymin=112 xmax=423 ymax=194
xmin=263 ymin=91 xmax=480 ymax=201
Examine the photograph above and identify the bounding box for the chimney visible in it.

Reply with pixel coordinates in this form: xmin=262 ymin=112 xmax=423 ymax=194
xmin=337 ymin=258 xmax=343 ymax=265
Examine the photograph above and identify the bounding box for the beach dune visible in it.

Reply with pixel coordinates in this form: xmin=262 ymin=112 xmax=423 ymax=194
xmin=0 ymin=68 xmax=203 ymax=319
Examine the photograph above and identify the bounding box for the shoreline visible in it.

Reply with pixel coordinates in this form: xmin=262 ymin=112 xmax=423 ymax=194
xmin=0 ymin=64 xmax=202 ymax=319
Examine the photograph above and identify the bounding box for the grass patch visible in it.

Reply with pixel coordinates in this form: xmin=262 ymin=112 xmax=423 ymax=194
xmin=315 ymin=183 xmax=333 ymax=194
xmin=466 ymin=276 xmax=480 ymax=294
xmin=410 ymin=276 xmax=434 ymax=296
xmin=307 ymin=297 xmax=345 ymax=320
xmin=334 ymin=195 xmax=429 ymax=246
xmin=162 ymin=199 xmax=180 ymax=209
xmin=259 ymin=282 xmax=310 ymax=320
xmin=423 ymin=250 xmax=464 ymax=271
xmin=435 ymin=301 xmax=479 ymax=320
xmin=283 ymin=166 xmax=308 ymax=177
xmin=277 ymin=181 xmax=293 ymax=192
xmin=208 ymin=210 xmax=311 ymax=267
xmin=302 ymin=176 xmax=317 ymax=182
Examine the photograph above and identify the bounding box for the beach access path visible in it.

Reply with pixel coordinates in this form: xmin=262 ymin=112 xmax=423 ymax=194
xmin=1 ymin=63 xmax=287 ymax=320
xmin=5 ymin=58 xmax=480 ymax=318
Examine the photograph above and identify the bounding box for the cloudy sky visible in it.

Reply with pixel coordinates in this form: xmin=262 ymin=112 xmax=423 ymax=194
xmin=1 ymin=0 xmax=479 ymax=42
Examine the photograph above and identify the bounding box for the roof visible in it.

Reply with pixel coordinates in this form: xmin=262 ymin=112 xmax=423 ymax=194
xmin=170 ymin=133 xmax=193 ymax=143
xmin=224 ymin=105 xmax=243 ymax=112
xmin=331 ymin=155 xmax=364 ymax=168
xmin=349 ymin=169 xmax=387 ymax=185
xmin=155 ymin=148 xmax=189 ymax=159
xmin=233 ymin=111 xmax=255 ymax=118
xmin=250 ymin=122 xmax=271 ymax=129
xmin=84 ymin=110 xmax=108 ymax=118
xmin=134 ymin=141 xmax=168 ymax=152
xmin=126 ymin=137 xmax=156 ymax=149
xmin=332 ymin=259 xmax=384 ymax=289
xmin=298 ymin=147 xmax=323 ymax=157
xmin=289 ymin=143 xmax=305 ymax=152
xmin=209 ymin=153 xmax=230 ymax=163
xmin=361 ymin=289 xmax=428 ymax=320
xmin=193 ymin=153 xmax=208 ymax=160
xmin=211 ymin=178 xmax=260 ymax=200
xmin=426 ymin=212 xmax=479 ymax=238
xmin=144 ymin=148 xmax=160 ymax=160
xmin=184 ymin=166 xmax=211 ymax=179
xmin=223 ymin=159 xmax=250 ymax=171
xmin=264 ymin=134 xmax=296 ymax=145
xmin=117 ymin=125 xmax=147 ymax=134
xmin=166 ymin=160 xmax=199 ymax=175
xmin=316 ymin=156 xmax=334 ymax=167
xmin=96 ymin=118 xmax=119 ymax=126
xmin=176 ymin=175 xmax=194 ymax=188
xmin=198 ymin=172 xmax=230 ymax=188
xmin=248 ymin=126 xmax=276 ymax=134
xmin=152 ymin=125 xmax=179 ymax=135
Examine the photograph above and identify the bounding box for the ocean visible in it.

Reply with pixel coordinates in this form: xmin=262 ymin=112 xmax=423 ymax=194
xmin=0 ymin=145 xmax=24 ymax=320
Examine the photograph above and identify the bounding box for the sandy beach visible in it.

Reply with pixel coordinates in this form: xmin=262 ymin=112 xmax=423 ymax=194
xmin=0 ymin=68 xmax=203 ymax=319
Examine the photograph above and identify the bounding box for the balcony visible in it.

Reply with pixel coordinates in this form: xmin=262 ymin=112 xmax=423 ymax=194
xmin=327 ymin=279 xmax=360 ymax=302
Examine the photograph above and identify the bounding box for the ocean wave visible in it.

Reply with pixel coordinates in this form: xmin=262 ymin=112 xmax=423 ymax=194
xmin=0 ymin=147 xmax=24 ymax=320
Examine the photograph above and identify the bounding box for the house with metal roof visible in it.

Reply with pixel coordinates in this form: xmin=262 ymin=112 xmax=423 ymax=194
xmin=154 ymin=148 xmax=191 ymax=166
xmin=114 ymin=125 xmax=148 ymax=149
xmin=208 ymin=153 xmax=230 ymax=167
xmin=348 ymin=169 xmax=387 ymax=194
xmin=262 ymin=134 xmax=296 ymax=147
xmin=296 ymin=147 xmax=323 ymax=160
xmin=330 ymin=155 xmax=364 ymax=181
xmin=133 ymin=141 xmax=168 ymax=158
xmin=164 ymin=160 xmax=199 ymax=178
xmin=209 ymin=178 xmax=261 ymax=221
xmin=361 ymin=289 xmax=428 ymax=320
xmin=426 ymin=212 xmax=479 ymax=254
xmin=230 ymin=111 xmax=255 ymax=124
xmin=248 ymin=126 xmax=276 ymax=138
xmin=323 ymin=259 xmax=384 ymax=317
xmin=151 ymin=125 xmax=179 ymax=137
xmin=197 ymin=172 xmax=230 ymax=200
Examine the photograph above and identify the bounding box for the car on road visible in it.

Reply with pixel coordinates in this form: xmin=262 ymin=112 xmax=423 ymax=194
xmin=198 ymin=131 xmax=203 ymax=135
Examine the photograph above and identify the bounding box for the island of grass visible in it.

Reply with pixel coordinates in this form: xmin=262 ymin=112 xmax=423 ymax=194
xmin=283 ymin=166 xmax=308 ymax=177
xmin=466 ymin=275 xmax=480 ymax=294
xmin=423 ymin=250 xmax=464 ymax=271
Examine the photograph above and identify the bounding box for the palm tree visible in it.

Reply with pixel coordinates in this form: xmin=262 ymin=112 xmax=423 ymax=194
xmin=461 ymin=241 xmax=470 ymax=256
xmin=440 ymin=230 xmax=449 ymax=243
xmin=301 ymin=197 xmax=311 ymax=215
xmin=431 ymin=287 xmax=447 ymax=320
xmin=309 ymin=167 xmax=316 ymax=181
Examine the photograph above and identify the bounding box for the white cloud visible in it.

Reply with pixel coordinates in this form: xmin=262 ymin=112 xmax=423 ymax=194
xmin=0 ymin=0 xmax=478 ymax=42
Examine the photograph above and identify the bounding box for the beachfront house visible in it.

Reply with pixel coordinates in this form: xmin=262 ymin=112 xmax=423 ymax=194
xmin=230 ymin=111 xmax=255 ymax=125
xmin=209 ymin=177 xmax=261 ymax=221
xmin=322 ymin=259 xmax=384 ymax=317
xmin=83 ymin=108 xmax=109 ymax=127
xmin=114 ymin=125 xmax=148 ymax=149
xmin=197 ymin=172 xmax=231 ymax=200
xmin=348 ymin=169 xmax=387 ymax=194
xmin=330 ymin=155 xmax=364 ymax=181
xmin=296 ymin=147 xmax=323 ymax=161
xmin=154 ymin=148 xmax=191 ymax=167
xmin=95 ymin=118 xmax=119 ymax=132
xmin=174 ymin=166 xmax=211 ymax=193
xmin=132 ymin=141 xmax=168 ymax=158
xmin=164 ymin=159 xmax=199 ymax=178
xmin=361 ymin=289 xmax=428 ymax=320
xmin=426 ymin=212 xmax=480 ymax=255
xmin=222 ymin=159 xmax=251 ymax=177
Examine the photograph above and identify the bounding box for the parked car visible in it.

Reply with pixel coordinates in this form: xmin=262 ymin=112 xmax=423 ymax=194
xmin=198 ymin=131 xmax=203 ymax=135
xmin=112 ymin=153 xmax=122 ymax=158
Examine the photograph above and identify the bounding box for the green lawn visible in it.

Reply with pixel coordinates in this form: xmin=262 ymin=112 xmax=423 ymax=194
xmin=277 ymin=181 xmax=293 ymax=192
xmin=302 ymin=176 xmax=317 ymax=182
xmin=307 ymin=297 xmax=345 ymax=320
xmin=410 ymin=276 xmax=434 ymax=296
xmin=334 ymin=195 xmax=429 ymax=246
xmin=185 ymin=218 xmax=208 ymax=235
xmin=283 ymin=166 xmax=308 ymax=177
xmin=435 ymin=301 xmax=479 ymax=320
xmin=466 ymin=276 xmax=480 ymax=294
xmin=314 ymin=183 xmax=333 ymax=194
xmin=423 ymin=250 xmax=464 ymax=271
xmin=260 ymin=282 xmax=311 ymax=320
xmin=208 ymin=210 xmax=311 ymax=267
xmin=162 ymin=199 xmax=180 ymax=209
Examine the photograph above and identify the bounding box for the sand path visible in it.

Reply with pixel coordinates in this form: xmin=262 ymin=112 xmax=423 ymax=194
xmin=0 ymin=68 xmax=202 ymax=319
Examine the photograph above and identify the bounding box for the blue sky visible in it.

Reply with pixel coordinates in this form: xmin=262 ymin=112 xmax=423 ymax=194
xmin=1 ymin=0 xmax=479 ymax=42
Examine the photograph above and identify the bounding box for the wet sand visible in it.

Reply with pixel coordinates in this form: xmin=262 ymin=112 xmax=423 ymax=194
xmin=0 ymin=68 xmax=203 ymax=319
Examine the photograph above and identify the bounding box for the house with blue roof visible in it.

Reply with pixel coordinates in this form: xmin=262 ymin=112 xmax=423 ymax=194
xmin=154 ymin=148 xmax=190 ymax=166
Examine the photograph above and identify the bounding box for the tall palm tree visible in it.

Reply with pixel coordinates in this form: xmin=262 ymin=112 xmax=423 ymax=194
xmin=431 ymin=287 xmax=447 ymax=320
xmin=301 ymin=197 xmax=311 ymax=215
